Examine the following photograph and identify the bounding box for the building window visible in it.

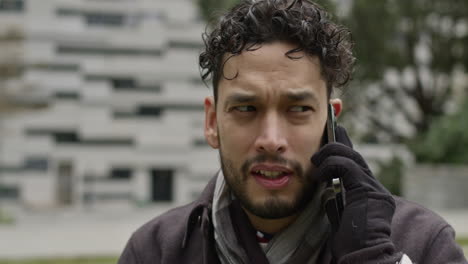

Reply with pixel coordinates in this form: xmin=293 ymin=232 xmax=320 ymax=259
xmin=0 ymin=165 xmax=22 ymax=173
xmin=0 ymin=185 xmax=19 ymax=199
xmin=24 ymin=156 xmax=49 ymax=171
xmin=85 ymin=75 xmax=108 ymax=82
xmin=85 ymin=12 xmax=125 ymax=27
xmin=26 ymin=128 xmax=52 ymax=136
xmin=111 ymin=78 xmax=162 ymax=92
xmin=56 ymin=8 xmax=80 ymax=16
xmin=110 ymin=168 xmax=132 ymax=180
xmin=137 ymin=84 xmax=162 ymax=92
xmin=169 ymin=41 xmax=203 ymax=50
xmin=57 ymin=161 xmax=73 ymax=205
xmin=163 ymin=104 xmax=204 ymax=111
xmin=54 ymin=92 xmax=80 ymax=100
xmin=81 ymin=138 xmax=134 ymax=146
xmin=54 ymin=132 xmax=79 ymax=143
xmin=85 ymin=192 xmax=131 ymax=201
xmin=193 ymin=138 xmax=208 ymax=147
xmin=113 ymin=111 xmax=134 ymax=118
xmin=137 ymin=106 xmax=163 ymax=117
xmin=57 ymin=46 xmax=162 ymax=57
xmin=0 ymin=0 xmax=24 ymax=12
xmin=150 ymin=169 xmax=173 ymax=202
xmin=30 ymin=63 xmax=79 ymax=72
xmin=111 ymin=78 xmax=136 ymax=89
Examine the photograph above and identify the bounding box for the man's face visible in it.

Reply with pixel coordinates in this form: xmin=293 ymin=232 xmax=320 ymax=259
xmin=204 ymin=42 xmax=330 ymax=219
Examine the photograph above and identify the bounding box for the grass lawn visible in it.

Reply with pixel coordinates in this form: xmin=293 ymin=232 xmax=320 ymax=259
xmin=458 ymin=237 xmax=468 ymax=246
xmin=0 ymin=257 xmax=118 ymax=264
xmin=458 ymin=237 xmax=468 ymax=257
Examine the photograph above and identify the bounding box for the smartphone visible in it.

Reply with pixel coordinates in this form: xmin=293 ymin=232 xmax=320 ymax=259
xmin=323 ymin=103 xmax=346 ymax=231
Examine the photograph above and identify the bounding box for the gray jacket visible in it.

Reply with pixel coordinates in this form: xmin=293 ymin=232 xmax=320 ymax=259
xmin=118 ymin=176 xmax=467 ymax=264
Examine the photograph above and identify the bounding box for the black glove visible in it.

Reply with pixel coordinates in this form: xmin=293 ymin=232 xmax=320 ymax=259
xmin=311 ymin=126 xmax=403 ymax=264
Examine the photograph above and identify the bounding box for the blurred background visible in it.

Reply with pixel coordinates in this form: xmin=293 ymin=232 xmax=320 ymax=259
xmin=0 ymin=0 xmax=466 ymax=262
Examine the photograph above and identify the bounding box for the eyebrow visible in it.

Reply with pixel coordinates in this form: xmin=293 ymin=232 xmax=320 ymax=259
xmin=224 ymin=89 xmax=320 ymax=105
xmin=284 ymin=90 xmax=320 ymax=105
xmin=225 ymin=93 xmax=258 ymax=104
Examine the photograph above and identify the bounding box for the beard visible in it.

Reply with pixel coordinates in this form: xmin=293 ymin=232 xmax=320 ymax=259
xmin=219 ymin=148 xmax=318 ymax=220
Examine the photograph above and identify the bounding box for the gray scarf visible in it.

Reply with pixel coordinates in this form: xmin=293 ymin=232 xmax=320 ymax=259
xmin=212 ymin=172 xmax=330 ymax=264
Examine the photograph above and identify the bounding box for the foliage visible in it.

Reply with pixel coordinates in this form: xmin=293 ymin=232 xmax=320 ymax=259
xmin=456 ymin=237 xmax=468 ymax=256
xmin=197 ymin=0 xmax=336 ymax=22
xmin=0 ymin=208 xmax=14 ymax=224
xmin=344 ymin=0 xmax=468 ymax=142
xmin=457 ymin=237 xmax=468 ymax=246
xmin=196 ymin=0 xmax=468 ymax=146
xmin=409 ymin=98 xmax=468 ymax=164
xmin=197 ymin=0 xmax=240 ymax=22
xmin=376 ymin=157 xmax=404 ymax=196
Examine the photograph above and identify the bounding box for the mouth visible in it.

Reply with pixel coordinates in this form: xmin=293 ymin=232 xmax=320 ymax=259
xmin=250 ymin=164 xmax=293 ymax=190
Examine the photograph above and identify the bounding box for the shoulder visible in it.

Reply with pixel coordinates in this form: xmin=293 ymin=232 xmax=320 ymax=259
xmin=392 ymin=195 xmax=451 ymax=242
xmin=123 ymin=202 xmax=199 ymax=263
xmin=391 ymin=196 xmax=465 ymax=263
xmin=129 ymin=175 xmax=218 ymax=250
xmin=132 ymin=201 xmax=198 ymax=247
xmin=392 ymin=196 xmax=449 ymax=231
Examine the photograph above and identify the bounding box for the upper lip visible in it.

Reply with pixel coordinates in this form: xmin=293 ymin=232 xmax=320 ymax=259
xmin=250 ymin=163 xmax=293 ymax=174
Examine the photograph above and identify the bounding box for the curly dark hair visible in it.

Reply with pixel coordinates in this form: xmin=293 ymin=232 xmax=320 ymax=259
xmin=199 ymin=0 xmax=355 ymax=101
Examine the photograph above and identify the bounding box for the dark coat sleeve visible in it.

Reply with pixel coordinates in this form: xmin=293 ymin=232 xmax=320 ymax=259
xmin=391 ymin=197 xmax=468 ymax=264
xmin=116 ymin=211 xmax=181 ymax=264
xmin=116 ymin=202 xmax=206 ymax=264
xmin=419 ymin=225 xmax=467 ymax=264
xmin=118 ymin=236 xmax=140 ymax=264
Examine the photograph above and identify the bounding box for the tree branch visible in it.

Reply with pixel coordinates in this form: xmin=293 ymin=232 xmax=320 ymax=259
xmin=381 ymin=83 xmax=418 ymax=126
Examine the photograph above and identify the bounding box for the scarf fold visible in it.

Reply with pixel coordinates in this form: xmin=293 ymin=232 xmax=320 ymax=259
xmin=212 ymin=171 xmax=331 ymax=264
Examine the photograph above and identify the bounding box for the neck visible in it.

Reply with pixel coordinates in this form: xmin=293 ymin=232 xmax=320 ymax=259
xmin=242 ymin=207 xmax=299 ymax=234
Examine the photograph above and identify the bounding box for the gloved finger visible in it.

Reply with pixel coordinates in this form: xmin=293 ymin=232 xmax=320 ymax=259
xmin=335 ymin=125 xmax=353 ymax=148
xmin=314 ymin=155 xmax=390 ymax=197
xmin=313 ymin=155 xmax=369 ymax=191
xmin=311 ymin=142 xmax=369 ymax=171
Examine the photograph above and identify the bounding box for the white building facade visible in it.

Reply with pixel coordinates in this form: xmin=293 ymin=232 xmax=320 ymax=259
xmin=0 ymin=0 xmax=219 ymax=210
xmin=0 ymin=0 xmax=419 ymax=213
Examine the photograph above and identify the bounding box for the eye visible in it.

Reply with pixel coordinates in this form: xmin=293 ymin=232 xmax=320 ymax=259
xmin=232 ymin=105 xmax=256 ymax=112
xmin=289 ymin=106 xmax=314 ymax=112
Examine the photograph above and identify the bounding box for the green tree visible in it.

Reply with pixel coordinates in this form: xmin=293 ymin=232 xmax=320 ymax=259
xmin=197 ymin=0 xmax=336 ymax=23
xmin=344 ymin=0 xmax=468 ymax=143
xmin=0 ymin=27 xmax=24 ymax=218
xmin=409 ymin=97 xmax=468 ymax=164
xmin=197 ymin=0 xmax=240 ymax=21
xmin=0 ymin=28 xmax=24 ymax=113
xmin=377 ymin=156 xmax=404 ymax=195
xmin=196 ymin=0 xmax=468 ymax=145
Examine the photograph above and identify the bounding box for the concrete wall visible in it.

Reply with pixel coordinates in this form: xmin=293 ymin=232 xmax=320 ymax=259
xmin=0 ymin=0 xmax=215 ymax=210
xmin=403 ymin=164 xmax=468 ymax=209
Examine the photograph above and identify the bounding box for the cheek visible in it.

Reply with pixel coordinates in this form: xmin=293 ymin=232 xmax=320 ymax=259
xmin=218 ymin=118 xmax=256 ymax=155
xmin=288 ymin=121 xmax=325 ymax=161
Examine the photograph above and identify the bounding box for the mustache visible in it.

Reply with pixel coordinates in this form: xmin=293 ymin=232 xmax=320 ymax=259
xmin=241 ymin=154 xmax=303 ymax=179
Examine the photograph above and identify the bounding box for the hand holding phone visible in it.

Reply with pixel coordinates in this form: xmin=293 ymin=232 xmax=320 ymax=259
xmin=323 ymin=103 xmax=346 ymax=232
xmin=311 ymin=126 xmax=398 ymax=263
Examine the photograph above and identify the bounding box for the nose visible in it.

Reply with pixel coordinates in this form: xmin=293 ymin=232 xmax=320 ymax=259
xmin=254 ymin=112 xmax=287 ymax=154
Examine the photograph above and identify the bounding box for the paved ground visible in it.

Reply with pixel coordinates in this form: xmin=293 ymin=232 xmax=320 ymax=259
xmin=0 ymin=206 xmax=467 ymax=259
xmin=0 ymin=205 xmax=173 ymax=259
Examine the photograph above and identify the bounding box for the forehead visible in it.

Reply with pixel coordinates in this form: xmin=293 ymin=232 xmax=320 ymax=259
xmin=218 ymin=42 xmax=326 ymax=100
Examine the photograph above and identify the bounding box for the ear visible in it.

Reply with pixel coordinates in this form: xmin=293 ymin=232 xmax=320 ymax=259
xmin=329 ymin=98 xmax=343 ymax=117
xmin=204 ymin=96 xmax=220 ymax=149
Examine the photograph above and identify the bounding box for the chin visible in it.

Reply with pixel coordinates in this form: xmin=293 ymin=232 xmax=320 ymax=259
xmin=241 ymin=193 xmax=303 ymax=219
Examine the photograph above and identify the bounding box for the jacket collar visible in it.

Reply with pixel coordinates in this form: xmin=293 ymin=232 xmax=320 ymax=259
xmin=180 ymin=173 xmax=333 ymax=264
xmin=181 ymin=173 xmax=218 ymax=249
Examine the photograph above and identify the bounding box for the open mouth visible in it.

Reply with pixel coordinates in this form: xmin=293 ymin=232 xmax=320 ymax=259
xmin=250 ymin=165 xmax=293 ymax=189
xmin=252 ymin=170 xmax=288 ymax=179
